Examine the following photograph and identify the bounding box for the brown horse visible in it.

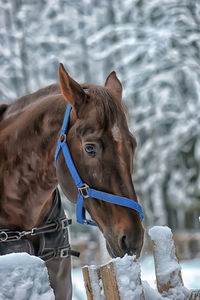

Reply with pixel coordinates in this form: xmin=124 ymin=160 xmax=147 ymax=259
xmin=0 ymin=64 xmax=144 ymax=299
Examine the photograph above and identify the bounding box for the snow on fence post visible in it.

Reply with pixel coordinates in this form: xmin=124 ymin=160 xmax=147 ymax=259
xmin=149 ymin=226 xmax=200 ymax=300
xmin=82 ymin=262 xmax=120 ymax=300
xmin=82 ymin=265 xmax=103 ymax=300
xmin=149 ymin=226 xmax=183 ymax=294
xmin=82 ymin=256 xmax=145 ymax=300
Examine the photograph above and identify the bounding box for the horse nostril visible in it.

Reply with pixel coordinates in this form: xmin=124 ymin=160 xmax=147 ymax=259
xmin=118 ymin=233 xmax=139 ymax=256
xmin=119 ymin=235 xmax=128 ymax=252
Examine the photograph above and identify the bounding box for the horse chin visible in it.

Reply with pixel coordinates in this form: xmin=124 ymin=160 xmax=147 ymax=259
xmin=105 ymin=239 xmax=124 ymax=259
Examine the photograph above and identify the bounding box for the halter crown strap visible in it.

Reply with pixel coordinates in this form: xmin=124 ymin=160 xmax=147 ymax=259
xmin=55 ymin=96 xmax=144 ymax=226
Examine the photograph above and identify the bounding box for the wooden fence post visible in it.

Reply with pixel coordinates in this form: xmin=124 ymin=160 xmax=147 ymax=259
xmin=82 ymin=256 xmax=145 ymax=299
xmin=99 ymin=262 xmax=120 ymax=300
xmin=82 ymin=266 xmax=102 ymax=300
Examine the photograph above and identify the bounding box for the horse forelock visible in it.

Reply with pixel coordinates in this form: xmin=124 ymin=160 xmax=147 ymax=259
xmin=82 ymin=84 xmax=125 ymax=130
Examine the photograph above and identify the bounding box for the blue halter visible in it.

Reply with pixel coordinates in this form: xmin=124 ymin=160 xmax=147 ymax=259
xmin=55 ymin=95 xmax=144 ymax=226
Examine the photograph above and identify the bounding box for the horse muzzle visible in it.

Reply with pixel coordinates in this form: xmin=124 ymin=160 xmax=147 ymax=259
xmin=104 ymin=226 xmax=144 ymax=259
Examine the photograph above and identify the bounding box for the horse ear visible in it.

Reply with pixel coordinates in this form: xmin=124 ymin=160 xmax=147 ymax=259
xmin=104 ymin=71 xmax=122 ymax=103
xmin=59 ymin=63 xmax=87 ymax=114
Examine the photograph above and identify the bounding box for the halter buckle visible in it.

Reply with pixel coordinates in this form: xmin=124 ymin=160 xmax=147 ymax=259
xmin=78 ymin=184 xmax=89 ymax=198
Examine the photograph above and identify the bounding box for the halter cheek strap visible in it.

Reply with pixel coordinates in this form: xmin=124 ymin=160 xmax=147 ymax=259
xmin=55 ymin=98 xmax=144 ymax=226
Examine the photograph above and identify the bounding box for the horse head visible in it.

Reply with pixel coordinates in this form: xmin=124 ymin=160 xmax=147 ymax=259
xmin=56 ymin=64 xmax=144 ymax=258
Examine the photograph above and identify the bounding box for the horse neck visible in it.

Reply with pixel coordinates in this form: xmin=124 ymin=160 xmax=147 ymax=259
xmin=3 ymin=84 xmax=60 ymax=120
xmin=0 ymin=95 xmax=67 ymax=230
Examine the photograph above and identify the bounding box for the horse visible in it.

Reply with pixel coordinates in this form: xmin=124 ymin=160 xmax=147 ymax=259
xmin=0 ymin=63 xmax=144 ymax=300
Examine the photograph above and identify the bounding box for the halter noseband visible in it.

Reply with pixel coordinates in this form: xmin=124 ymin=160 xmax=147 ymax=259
xmin=55 ymin=92 xmax=144 ymax=226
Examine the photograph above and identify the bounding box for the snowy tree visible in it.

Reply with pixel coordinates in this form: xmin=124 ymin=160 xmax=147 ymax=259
xmin=0 ymin=0 xmax=200 ymax=232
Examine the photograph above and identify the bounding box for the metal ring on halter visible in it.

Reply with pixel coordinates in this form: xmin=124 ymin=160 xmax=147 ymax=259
xmin=78 ymin=184 xmax=89 ymax=198
xmin=0 ymin=231 xmax=8 ymax=242
xmin=60 ymin=134 xmax=67 ymax=143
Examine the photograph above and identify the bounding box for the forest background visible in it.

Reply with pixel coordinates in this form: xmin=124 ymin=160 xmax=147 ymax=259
xmin=0 ymin=0 xmax=200 ymax=265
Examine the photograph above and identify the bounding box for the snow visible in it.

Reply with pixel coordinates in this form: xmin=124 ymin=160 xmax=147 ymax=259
xmin=0 ymin=0 xmax=200 ymax=297
xmin=149 ymin=226 xmax=190 ymax=299
xmin=141 ymin=256 xmax=200 ymax=300
xmin=148 ymin=226 xmax=181 ymax=286
xmin=142 ymin=281 xmax=162 ymax=300
xmin=0 ymin=253 xmax=54 ymax=300
xmin=112 ymin=255 xmax=143 ymax=300
xmin=88 ymin=265 xmax=104 ymax=300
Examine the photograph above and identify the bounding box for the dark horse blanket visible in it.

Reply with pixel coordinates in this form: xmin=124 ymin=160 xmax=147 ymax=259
xmin=43 ymin=189 xmax=73 ymax=300
xmin=0 ymin=189 xmax=75 ymax=300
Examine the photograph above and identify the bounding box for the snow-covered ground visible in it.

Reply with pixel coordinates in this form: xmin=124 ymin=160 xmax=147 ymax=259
xmin=72 ymin=256 xmax=200 ymax=300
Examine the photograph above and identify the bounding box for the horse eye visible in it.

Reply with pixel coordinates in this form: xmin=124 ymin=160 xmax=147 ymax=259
xmin=84 ymin=144 xmax=97 ymax=157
